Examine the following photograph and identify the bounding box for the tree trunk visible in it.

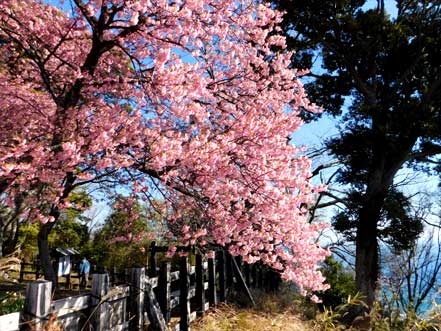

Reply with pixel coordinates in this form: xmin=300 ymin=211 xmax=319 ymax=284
xmin=3 ymin=219 xmax=20 ymax=255
xmin=0 ymin=223 xmax=4 ymax=258
xmin=38 ymin=221 xmax=57 ymax=286
xmin=355 ymin=207 xmax=379 ymax=308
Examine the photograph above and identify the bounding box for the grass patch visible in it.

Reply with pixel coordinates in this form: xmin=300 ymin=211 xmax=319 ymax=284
xmin=192 ymin=304 xmax=312 ymax=331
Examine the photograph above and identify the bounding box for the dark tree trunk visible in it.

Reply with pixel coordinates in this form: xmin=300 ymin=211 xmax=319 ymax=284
xmin=38 ymin=219 xmax=58 ymax=286
xmin=37 ymin=173 xmax=75 ymax=286
xmin=0 ymin=223 xmax=4 ymax=258
xmin=3 ymin=219 xmax=20 ymax=255
xmin=355 ymin=204 xmax=380 ymax=308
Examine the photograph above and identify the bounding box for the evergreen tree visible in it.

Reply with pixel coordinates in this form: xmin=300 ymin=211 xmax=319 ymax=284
xmin=273 ymin=0 xmax=441 ymax=306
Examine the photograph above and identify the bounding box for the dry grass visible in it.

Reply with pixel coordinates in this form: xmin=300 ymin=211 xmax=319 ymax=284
xmin=192 ymin=288 xmax=315 ymax=331
xmin=192 ymin=304 xmax=313 ymax=331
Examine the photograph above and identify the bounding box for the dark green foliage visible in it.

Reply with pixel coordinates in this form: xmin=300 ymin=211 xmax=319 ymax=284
xmin=332 ymin=188 xmax=424 ymax=251
xmin=317 ymin=256 xmax=357 ymax=309
xmin=18 ymin=190 xmax=92 ymax=260
xmin=88 ymin=196 xmax=163 ymax=270
xmin=0 ymin=292 xmax=24 ymax=315
xmin=273 ymin=0 xmax=441 ymax=303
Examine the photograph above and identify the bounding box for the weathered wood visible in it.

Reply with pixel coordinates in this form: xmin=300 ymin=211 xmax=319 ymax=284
xmin=130 ymin=268 xmax=145 ymax=331
xmin=179 ymin=255 xmax=191 ymax=331
xmin=65 ymin=273 xmax=71 ymax=289
xmin=217 ymin=251 xmax=226 ymax=303
xmin=234 ymin=256 xmax=242 ymax=291
xmin=91 ymin=273 xmax=110 ymax=331
xmin=147 ymin=276 xmax=159 ymax=288
xmin=244 ymin=263 xmax=250 ymax=287
xmin=170 ymin=271 xmax=180 ymax=282
xmin=207 ymin=257 xmax=217 ymax=307
xmin=21 ymin=280 xmax=52 ymax=331
xmin=0 ymin=312 xmax=20 ymax=331
xmin=195 ymin=255 xmax=206 ymax=315
xmin=170 ymin=293 xmax=180 ymax=309
xmin=52 ymin=294 xmax=90 ymax=317
xmin=232 ymin=257 xmax=255 ymax=306
xmin=149 ymin=241 xmax=158 ymax=277
xmin=158 ymin=261 xmax=171 ymax=323
xmin=145 ymin=282 xmax=168 ymax=331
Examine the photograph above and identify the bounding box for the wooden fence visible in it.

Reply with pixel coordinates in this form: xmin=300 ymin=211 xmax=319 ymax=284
xmin=0 ymin=248 xmax=280 ymax=331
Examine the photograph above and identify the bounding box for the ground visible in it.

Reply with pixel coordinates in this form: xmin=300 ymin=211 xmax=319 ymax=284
xmin=192 ymin=304 xmax=312 ymax=331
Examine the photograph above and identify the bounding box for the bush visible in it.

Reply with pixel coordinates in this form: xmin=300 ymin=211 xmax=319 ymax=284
xmin=317 ymin=256 xmax=357 ymax=309
xmin=0 ymin=292 xmax=24 ymax=315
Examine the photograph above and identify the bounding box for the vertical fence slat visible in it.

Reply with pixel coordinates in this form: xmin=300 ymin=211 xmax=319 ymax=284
xmin=158 ymin=261 xmax=171 ymax=323
xmin=65 ymin=273 xmax=71 ymax=289
xmin=145 ymin=281 xmax=168 ymax=331
xmin=217 ymin=250 xmax=226 ymax=303
xmin=91 ymin=273 xmax=110 ymax=331
xmin=195 ymin=254 xmax=206 ymax=315
xmin=149 ymin=241 xmax=158 ymax=277
xmin=21 ymin=280 xmax=52 ymax=331
xmin=180 ymin=255 xmax=191 ymax=331
xmin=130 ymin=268 xmax=145 ymax=331
xmin=207 ymin=256 xmax=217 ymax=307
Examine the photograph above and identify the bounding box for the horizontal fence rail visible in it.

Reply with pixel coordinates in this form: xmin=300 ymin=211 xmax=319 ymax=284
xmin=1 ymin=246 xmax=280 ymax=331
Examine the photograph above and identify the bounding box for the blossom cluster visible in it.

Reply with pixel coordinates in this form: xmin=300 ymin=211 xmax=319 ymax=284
xmin=0 ymin=0 xmax=328 ymax=294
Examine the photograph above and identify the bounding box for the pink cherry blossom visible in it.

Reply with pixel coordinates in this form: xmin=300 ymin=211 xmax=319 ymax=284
xmin=0 ymin=0 xmax=329 ymax=294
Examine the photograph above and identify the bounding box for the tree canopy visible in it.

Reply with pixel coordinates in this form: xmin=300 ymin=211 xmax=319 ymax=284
xmin=273 ymin=0 xmax=441 ymax=306
xmin=0 ymin=0 xmax=329 ymax=295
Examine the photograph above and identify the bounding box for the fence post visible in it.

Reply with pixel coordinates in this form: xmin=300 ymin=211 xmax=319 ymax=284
xmin=217 ymin=251 xmax=226 ymax=303
xmin=149 ymin=241 xmax=157 ymax=277
xmin=179 ymin=255 xmax=191 ymax=331
xmin=208 ymin=255 xmax=217 ymax=307
xmin=195 ymin=254 xmax=206 ymax=314
xmin=91 ymin=273 xmax=110 ymax=331
xmin=110 ymin=266 xmax=116 ymax=284
xmin=19 ymin=261 xmax=25 ymax=282
xmin=158 ymin=261 xmax=171 ymax=323
xmin=65 ymin=273 xmax=71 ymax=289
xmin=130 ymin=268 xmax=145 ymax=331
xmin=21 ymin=280 xmax=52 ymax=331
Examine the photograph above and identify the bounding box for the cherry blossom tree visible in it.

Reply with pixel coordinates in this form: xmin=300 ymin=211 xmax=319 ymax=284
xmin=0 ymin=0 xmax=329 ymax=295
